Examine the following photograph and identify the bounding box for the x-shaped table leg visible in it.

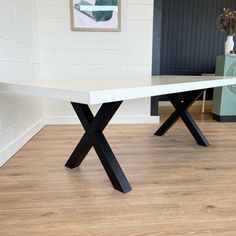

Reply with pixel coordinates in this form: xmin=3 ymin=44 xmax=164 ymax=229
xmin=65 ymin=101 xmax=132 ymax=193
xmin=155 ymin=90 xmax=209 ymax=147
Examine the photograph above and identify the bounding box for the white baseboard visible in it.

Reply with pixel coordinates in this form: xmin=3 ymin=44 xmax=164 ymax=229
xmin=0 ymin=119 xmax=46 ymax=167
xmin=45 ymin=115 xmax=160 ymax=125
xmin=111 ymin=115 xmax=160 ymax=124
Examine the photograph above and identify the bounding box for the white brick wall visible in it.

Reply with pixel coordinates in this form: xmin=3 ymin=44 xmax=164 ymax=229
xmin=0 ymin=0 xmax=157 ymax=166
xmin=36 ymin=0 xmax=157 ymax=123
xmin=0 ymin=0 xmax=44 ymax=166
xmin=36 ymin=0 xmax=153 ymax=78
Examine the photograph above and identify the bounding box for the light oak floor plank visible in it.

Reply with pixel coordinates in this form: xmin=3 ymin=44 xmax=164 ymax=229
xmin=1 ymin=103 xmax=236 ymax=235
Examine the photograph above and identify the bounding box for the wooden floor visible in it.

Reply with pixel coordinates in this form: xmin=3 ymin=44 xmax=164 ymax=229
xmin=1 ymin=104 xmax=236 ymax=235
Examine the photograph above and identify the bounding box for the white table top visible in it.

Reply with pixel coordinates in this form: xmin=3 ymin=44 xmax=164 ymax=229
xmin=0 ymin=76 xmax=236 ymax=105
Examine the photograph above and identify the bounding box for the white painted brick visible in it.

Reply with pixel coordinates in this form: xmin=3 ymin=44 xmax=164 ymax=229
xmin=15 ymin=0 xmax=34 ymax=13
xmin=2 ymin=40 xmax=18 ymax=61
xmin=0 ymin=38 xmax=3 ymax=60
xmin=2 ymin=40 xmax=31 ymax=62
xmin=83 ymin=50 xmax=127 ymax=65
xmin=0 ymin=0 xmax=155 ymax=161
xmin=0 ymin=92 xmax=27 ymax=109
xmin=15 ymin=98 xmax=40 ymax=120
xmin=11 ymin=111 xmax=41 ymax=140
xmin=126 ymin=0 xmax=154 ymax=5
xmin=55 ymin=49 xmax=87 ymax=64
xmin=125 ymin=20 xmax=153 ymax=35
xmin=14 ymin=23 xmax=33 ymax=45
xmin=38 ymin=33 xmax=72 ymax=48
xmin=36 ymin=0 xmax=154 ymax=126
xmin=127 ymin=35 xmax=153 ymax=50
xmin=6 ymin=97 xmax=43 ymax=139
xmin=0 ymin=62 xmax=16 ymax=80
xmin=0 ymin=105 xmax=18 ymax=131
xmin=116 ymin=98 xmax=151 ymax=116
xmin=69 ymin=33 xmax=100 ymax=49
xmin=29 ymin=63 xmax=41 ymax=79
xmin=52 ymin=18 xmax=71 ymax=34
xmin=97 ymin=35 xmax=128 ymax=50
xmin=127 ymin=50 xmax=152 ymax=65
xmin=54 ymin=49 xmax=74 ymax=64
xmin=14 ymin=63 xmax=31 ymax=80
xmin=127 ymin=4 xmax=154 ymax=20
xmin=69 ymin=65 xmax=128 ymax=78
xmin=0 ymin=1 xmax=15 ymax=19
xmin=39 ymin=49 xmax=55 ymax=63
xmin=40 ymin=64 xmax=70 ymax=78
xmin=36 ymin=0 xmax=69 ymax=18
xmin=30 ymin=48 xmax=40 ymax=64
xmin=43 ymin=99 xmax=74 ymax=116
xmin=0 ymin=128 xmax=12 ymax=150
xmin=0 ymin=16 xmax=15 ymax=40
xmin=37 ymin=18 xmax=54 ymax=34
xmin=127 ymin=65 xmax=152 ymax=76
xmin=15 ymin=3 xmax=33 ymax=28
xmin=0 ymin=0 xmax=43 ymax=161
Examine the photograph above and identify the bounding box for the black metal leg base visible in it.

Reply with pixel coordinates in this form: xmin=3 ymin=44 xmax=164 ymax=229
xmin=155 ymin=90 xmax=209 ymax=147
xmin=65 ymin=101 xmax=132 ymax=193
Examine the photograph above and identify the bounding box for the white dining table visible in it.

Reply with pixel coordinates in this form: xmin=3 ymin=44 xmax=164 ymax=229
xmin=1 ymin=75 xmax=236 ymax=193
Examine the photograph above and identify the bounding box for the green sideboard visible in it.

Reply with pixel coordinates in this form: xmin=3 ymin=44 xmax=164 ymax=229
xmin=212 ymin=55 xmax=236 ymax=122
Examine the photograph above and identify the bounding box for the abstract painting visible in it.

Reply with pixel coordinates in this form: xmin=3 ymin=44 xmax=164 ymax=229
xmin=70 ymin=0 xmax=121 ymax=31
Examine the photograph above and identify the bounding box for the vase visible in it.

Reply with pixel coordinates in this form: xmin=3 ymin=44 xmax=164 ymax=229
xmin=225 ymin=35 xmax=234 ymax=55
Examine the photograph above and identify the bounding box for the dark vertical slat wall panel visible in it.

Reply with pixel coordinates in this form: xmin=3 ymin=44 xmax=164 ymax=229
xmin=152 ymin=0 xmax=162 ymax=75
xmin=151 ymin=0 xmax=162 ymax=115
xmin=151 ymin=0 xmax=236 ymax=114
xmin=183 ymin=0 xmax=190 ymax=70
xmin=199 ymin=0 xmax=208 ymax=70
xmin=154 ymin=0 xmax=236 ymax=75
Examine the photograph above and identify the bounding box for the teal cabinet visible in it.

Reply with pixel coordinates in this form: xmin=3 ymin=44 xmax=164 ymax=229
xmin=212 ymin=55 xmax=236 ymax=122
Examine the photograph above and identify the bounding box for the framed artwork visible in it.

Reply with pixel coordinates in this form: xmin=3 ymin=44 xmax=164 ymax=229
xmin=70 ymin=0 xmax=121 ymax=32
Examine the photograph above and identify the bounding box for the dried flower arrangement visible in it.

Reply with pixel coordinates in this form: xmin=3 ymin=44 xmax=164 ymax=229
xmin=218 ymin=8 xmax=236 ymax=36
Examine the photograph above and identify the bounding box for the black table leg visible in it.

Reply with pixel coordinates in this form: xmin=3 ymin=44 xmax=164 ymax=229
xmin=65 ymin=101 xmax=132 ymax=193
xmin=155 ymin=90 xmax=209 ymax=147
